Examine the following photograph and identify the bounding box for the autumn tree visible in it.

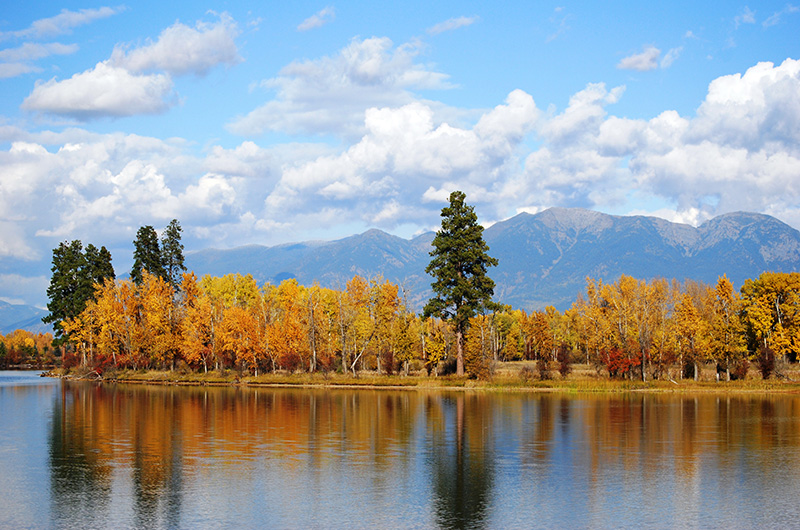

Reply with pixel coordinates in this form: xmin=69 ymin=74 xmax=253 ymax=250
xmin=424 ymin=191 xmax=499 ymax=377
xmin=741 ymin=272 xmax=800 ymax=365
xmin=674 ymin=292 xmax=708 ymax=380
xmin=708 ymin=275 xmax=746 ymax=380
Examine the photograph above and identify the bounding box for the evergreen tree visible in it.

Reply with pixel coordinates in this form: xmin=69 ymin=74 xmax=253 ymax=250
xmin=43 ymin=240 xmax=91 ymax=344
xmin=423 ymin=191 xmax=499 ymax=376
xmin=131 ymin=225 xmax=164 ymax=284
xmin=85 ymin=244 xmax=115 ymax=286
xmin=161 ymin=219 xmax=186 ymax=290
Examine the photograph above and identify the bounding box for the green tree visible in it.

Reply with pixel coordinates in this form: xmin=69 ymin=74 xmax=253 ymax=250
xmin=84 ymin=244 xmax=115 ymax=285
xmin=423 ymin=190 xmax=499 ymax=376
xmin=131 ymin=225 xmax=164 ymax=284
xmin=43 ymin=241 xmax=92 ymax=344
xmin=161 ymin=219 xmax=186 ymax=290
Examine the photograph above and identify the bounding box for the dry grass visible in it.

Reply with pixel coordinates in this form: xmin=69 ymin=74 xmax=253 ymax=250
xmin=45 ymin=361 xmax=800 ymax=393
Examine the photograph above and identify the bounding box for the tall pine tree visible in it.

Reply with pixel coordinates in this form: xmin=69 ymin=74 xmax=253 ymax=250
xmin=423 ymin=191 xmax=498 ymax=376
xmin=161 ymin=219 xmax=186 ymax=290
xmin=43 ymin=240 xmax=115 ymax=344
xmin=131 ymin=225 xmax=164 ymax=284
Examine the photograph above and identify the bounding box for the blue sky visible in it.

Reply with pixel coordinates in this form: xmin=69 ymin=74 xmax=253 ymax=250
xmin=1 ymin=1 xmax=799 ymax=308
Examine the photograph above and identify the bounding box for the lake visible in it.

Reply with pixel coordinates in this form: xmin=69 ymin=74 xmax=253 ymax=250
xmin=1 ymin=371 xmax=799 ymax=529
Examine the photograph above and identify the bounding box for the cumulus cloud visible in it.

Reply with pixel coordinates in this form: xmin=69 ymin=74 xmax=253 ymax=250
xmin=22 ymin=62 xmax=175 ymax=119
xmin=617 ymin=46 xmax=660 ymax=71
xmin=110 ymin=13 xmax=240 ymax=75
xmin=227 ymin=37 xmax=453 ymax=138
xmin=298 ymin=7 xmax=335 ymax=31
xmin=263 ymin=89 xmax=538 ymax=225
xmin=20 ymin=13 xmax=241 ymax=118
xmin=4 ymin=53 xmax=800 ymax=307
xmin=427 ymin=16 xmax=479 ymax=35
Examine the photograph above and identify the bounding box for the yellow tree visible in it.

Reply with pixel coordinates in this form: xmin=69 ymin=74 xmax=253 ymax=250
xmin=218 ymin=305 xmax=262 ymax=375
xmin=674 ymin=292 xmax=709 ymax=380
xmin=393 ymin=307 xmax=421 ymax=375
xmin=423 ymin=317 xmax=449 ymax=376
xmin=137 ymin=271 xmax=177 ymax=369
xmin=370 ymin=278 xmax=400 ymax=374
xmin=179 ymin=272 xmax=216 ymax=373
xmin=269 ymin=279 xmax=309 ymax=372
xmin=464 ymin=314 xmax=493 ymax=379
xmin=741 ymin=272 xmax=800 ymax=362
xmin=708 ymin=275 xmax=746 ymax=381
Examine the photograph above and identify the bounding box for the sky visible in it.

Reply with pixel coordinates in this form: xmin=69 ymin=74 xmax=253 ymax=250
xmin=1 ymin=1 xmax=799 ymax=309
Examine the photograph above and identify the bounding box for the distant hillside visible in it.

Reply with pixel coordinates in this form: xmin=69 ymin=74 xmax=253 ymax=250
xmin=186 ymin=208 xmax=800 ymax=312
xmin=0 ymin=301 xmax=50 ymax=335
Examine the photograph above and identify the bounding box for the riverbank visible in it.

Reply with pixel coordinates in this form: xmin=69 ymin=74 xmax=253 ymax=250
xmin=44 ymin=362 xmax=800 ymax=393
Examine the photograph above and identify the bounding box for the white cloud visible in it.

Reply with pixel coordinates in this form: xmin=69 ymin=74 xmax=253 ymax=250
xmin=0 ymin=42 xmax=78 ymax=62
xmin=735 ymin=6 xmax=756 ymax=28
xmin=22 ymin=61 xmax=175 ymax=119
xmin=427 ymin=16 xmax=479 ymax=35
xmin=0 ymin=275 xmax=49 ymax=307
xmin=264 ymin=89 xmax=538 ymax=223
xmin=0 ymin=42 xmax=79 ymax=79
xmin=297 ymin=7 xmax=335 ymax=31
xmin=660 ymin=47 xmax=683 ymax=69
xmin=763 ymin=4 xmax=799 ymax=27
xmin=227 ymin=37 xmax=453 ymax=138
xmin=617 ymin=46 xmax=660 ymax=71
xmin=0 ymin=63 xmax=38 ymax=78
xmin=0 ymin=7 xmax=122 ymax=40
xmin=110 ymin=13 xmax=240 ymax=76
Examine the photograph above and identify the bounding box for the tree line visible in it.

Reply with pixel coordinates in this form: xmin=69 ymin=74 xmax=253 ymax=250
xmin=41 ymin=196 xmax=800 ymax=381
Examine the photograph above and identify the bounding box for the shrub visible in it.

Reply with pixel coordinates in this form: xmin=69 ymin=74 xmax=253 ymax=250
xmin=519 ymin=365 xmax=535 ymax=383
xmin=731 ymin=358 xmax=750 ymax=380
xmin=556 ymin=344 xmax=571 ymax=378
xmin=757 ymin=345 xmax=775 ymax=379
xmin=603 ymin=348 xmax=639 ymax=379
xmin=537 ymin=358 xmax=551 ymax=380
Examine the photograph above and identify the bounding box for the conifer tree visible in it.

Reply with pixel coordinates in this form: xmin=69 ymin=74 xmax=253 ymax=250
xmin=131 ymin=225 xmax=164 ymax=284
xmin=43 ymin=240 xmax=114 ymax=344
xmin=423 ymin=191 xmax=499 ymax=376
xmin=161 ymin=219 xmax=186 ymax=290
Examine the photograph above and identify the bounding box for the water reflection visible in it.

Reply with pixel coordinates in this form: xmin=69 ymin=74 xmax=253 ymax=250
xmin=429 ymin=394 xmax=494 ymax=530
xmin=42 ymin=383 xmax=800 ymax=529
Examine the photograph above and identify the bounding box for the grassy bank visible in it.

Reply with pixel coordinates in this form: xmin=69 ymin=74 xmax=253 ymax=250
xmin=45 ymin=361 xmax=800 ymax=393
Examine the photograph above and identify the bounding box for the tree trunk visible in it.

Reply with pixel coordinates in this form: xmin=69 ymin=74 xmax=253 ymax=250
xmin=456 ymin=328 xmax=464 ymax=376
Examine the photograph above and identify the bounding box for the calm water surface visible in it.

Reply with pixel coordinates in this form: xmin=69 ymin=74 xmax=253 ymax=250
xmin=1 ymin=371 xmax=800 ymax=529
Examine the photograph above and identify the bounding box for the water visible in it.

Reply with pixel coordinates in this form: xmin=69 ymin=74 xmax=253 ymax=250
xmin=1 ymin=371 xmax=799 ymax=529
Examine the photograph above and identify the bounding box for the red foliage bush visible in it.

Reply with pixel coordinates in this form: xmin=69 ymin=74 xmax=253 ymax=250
xmin=602 ymin=348 xmax=641 ymax=379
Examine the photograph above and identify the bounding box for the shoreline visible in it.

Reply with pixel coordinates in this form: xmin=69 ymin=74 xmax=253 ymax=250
xmin=43 ymin=367 xmax=800 ymax=395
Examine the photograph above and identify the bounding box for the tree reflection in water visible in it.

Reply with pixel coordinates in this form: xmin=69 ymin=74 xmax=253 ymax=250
xmin=429 ymin=393 xmax=494 ymax=530
xmin=43 ymin=382 xmax=800 ymax=529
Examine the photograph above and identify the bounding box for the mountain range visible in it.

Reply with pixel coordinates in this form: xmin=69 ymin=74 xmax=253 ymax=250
xmin=4 ymin=207 xmax=799 ymax=334
xmin=185 ymin=208 xmax=800 ymax=312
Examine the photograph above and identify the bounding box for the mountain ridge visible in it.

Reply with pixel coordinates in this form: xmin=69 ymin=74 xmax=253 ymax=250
xmin=5 ymin=208 xmax=799 ymax=333
xmin=185 ymin=207 xmax=800 ymax=312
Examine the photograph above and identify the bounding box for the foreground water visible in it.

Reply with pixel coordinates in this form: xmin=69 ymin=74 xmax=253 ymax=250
xmin=1 ymin=371 xmax=799 ymax=529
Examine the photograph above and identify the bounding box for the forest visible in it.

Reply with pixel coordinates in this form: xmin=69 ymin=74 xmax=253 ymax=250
xmin=35 ymin=269 xmax=800 ymax=382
